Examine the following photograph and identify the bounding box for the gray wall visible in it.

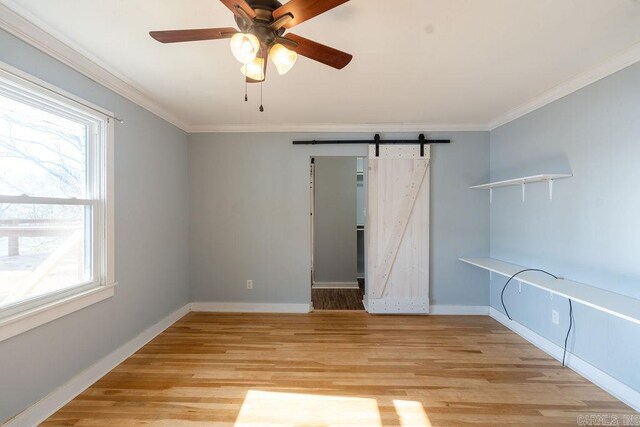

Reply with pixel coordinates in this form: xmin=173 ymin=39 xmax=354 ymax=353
xmin=489 ymin=61 xmax=640 ymax=392
xmin=313 ymin=157 xmax=358 ymax=284
xmin=0 ymin=30 xmax=190 ymax=422
xmin=189 ymin=131 xmax=489 ymax=307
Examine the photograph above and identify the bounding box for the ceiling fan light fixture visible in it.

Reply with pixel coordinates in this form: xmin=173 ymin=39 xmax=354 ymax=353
xmin=151 ymin=0 xmax=354 ymax=110
xmin=241 ymin=57 xmax=265 ymax=81
xmin=269 ymin=43 xmax=297 ymax=75
xmin=230 ymin=32 xmax=260 ymax=64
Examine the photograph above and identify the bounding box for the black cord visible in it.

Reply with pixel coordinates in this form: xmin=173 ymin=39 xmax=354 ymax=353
xmin=258 ymin=47 xmax=264 ymax=112
xmin=562 ymin=299 xmax=573 ymax=367
xmin=501 ymin=269 xmax=559 ymax=320
xmin=499 ymin=268 xmax=573 ymax=368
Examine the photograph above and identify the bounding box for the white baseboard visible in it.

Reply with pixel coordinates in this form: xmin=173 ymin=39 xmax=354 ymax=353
xmin=4 ymin=304 xmax=191 ymax=427
xmin=429 ymin=305 xmax=489 ymax=315
xmin=312 ymin=282 xmax=360 ymax=289
xmin=489 ymin=308 xmax=640 ymax=412
xmin=190 ymin=302 xmax=312 ymax=313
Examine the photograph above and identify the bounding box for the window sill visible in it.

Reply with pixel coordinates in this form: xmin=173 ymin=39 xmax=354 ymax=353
xmin=0 ymin=283 xmax=117 ymax=342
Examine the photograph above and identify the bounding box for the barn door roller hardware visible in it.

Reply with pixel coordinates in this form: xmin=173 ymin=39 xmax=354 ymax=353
xmin=292 ymin=134 xmax=450 ymax=157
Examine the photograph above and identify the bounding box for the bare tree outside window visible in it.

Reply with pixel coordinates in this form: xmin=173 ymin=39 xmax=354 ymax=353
xmin=0 ymin=95 xmax=91 ymax=307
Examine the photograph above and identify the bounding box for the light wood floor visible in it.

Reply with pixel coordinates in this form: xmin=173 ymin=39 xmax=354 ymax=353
xmin=44 ymin=312 xmax=635 ymax=426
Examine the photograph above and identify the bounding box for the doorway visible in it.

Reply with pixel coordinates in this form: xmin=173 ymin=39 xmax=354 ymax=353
xmin=310 ymin=156 xmax=365 ymax=310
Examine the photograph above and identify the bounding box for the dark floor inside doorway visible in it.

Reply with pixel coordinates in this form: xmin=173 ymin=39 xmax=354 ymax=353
xmin=312 ymin=279 xmax=365 ymax=310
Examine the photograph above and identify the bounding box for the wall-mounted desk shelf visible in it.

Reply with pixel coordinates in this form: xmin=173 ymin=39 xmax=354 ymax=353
xmin=471 ymin=174 xmax=572 ymax=202
xmin=459 ymin=257 xmax=640 ymax=326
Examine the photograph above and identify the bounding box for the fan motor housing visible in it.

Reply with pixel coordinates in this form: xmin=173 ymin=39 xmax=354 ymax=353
xmin=235 ymin=0 xmax=286 ymax=45
xmin=245 ymin=0 xmax=283 ymax=12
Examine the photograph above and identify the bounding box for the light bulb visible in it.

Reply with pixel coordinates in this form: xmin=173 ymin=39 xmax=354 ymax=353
xmin=269 ymin=43 xmax=297 ymax=75
xmin=241 ymin=57 xmax=265 ymax=81
xmin=230 ymin=33 xmax=260 ymax=64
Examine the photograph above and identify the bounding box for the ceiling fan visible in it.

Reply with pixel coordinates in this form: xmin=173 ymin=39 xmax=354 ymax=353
xmin=150 ymin=0 xmax=353 ymax=110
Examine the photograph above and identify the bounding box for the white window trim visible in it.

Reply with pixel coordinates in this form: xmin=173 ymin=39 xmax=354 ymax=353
xmin=0 ymin=284 xmax=115 ymax=341
xmin=0 ymin=61 xmax=116 ymax=342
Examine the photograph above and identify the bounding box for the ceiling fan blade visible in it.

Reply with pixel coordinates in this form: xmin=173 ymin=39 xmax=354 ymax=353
xmin=150 ymin=28 xmax=237 ymax=43
xmin=272 ymin=0 xmax=349 ymax=29
xmin=219 ymin=0 xmax=257 ymax=19
xmin=283 ymin=33 xmax=352 ymax=69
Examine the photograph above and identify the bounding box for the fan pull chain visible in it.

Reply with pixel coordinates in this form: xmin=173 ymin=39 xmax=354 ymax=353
xmin=259 ymin=80 xmax=264 ymax=112
xmin=244 ymin=78 xmax=248 ymax=102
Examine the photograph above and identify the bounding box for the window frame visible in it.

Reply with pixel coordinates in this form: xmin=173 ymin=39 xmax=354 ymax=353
xmin=0 ymin=62 xmax=115 ymax=342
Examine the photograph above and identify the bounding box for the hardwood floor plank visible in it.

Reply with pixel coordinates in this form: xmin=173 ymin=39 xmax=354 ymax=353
xmin=311 ymin=288 xmax=365 ymax=310
xmin=43 ymin=312 xmax=636 ymax=426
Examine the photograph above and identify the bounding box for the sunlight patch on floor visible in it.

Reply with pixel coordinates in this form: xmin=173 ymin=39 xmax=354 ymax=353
xmin=234 ymin=390 xmax=382 ymax=426
xmin=393 ymin=399 xmax=433 ymax=426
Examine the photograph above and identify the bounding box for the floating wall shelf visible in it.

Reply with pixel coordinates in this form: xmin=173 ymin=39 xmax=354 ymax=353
xmin=459 ymin=257 xmax=640 ymax=326
xmin=471 ymin=174 xmax=572 ymax=202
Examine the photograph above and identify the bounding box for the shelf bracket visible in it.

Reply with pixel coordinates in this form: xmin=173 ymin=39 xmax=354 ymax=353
xmin=548 ymin=179 xmax=554 ymax=201
xmin=521 ymin=182 xmax=526 ymax=202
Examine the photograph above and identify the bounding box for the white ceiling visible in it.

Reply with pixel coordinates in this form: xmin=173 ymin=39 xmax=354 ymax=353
xmin=2 ymin=0 xmax=640 ymax=131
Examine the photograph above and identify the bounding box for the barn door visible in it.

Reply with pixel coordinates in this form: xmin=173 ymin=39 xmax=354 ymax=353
xmin=366 ymin=144 xmax=430 ymax=314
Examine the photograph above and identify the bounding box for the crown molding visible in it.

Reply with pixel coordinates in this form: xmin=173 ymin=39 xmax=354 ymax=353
xmin=489 ymin=41 xmax=640 ymax=130
xmin=186 ymin=122 xmax=490 ymax=133
xmin=0 ymin=3 xmax=190 ymax=132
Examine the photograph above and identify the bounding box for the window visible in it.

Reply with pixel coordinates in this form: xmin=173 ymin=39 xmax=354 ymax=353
xmin=0 ymin=65 xmax=114 ymax=340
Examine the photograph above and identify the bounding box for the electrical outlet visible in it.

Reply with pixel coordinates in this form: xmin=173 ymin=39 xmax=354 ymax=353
xmin=246 ymin=280 xmax=253 ymax=290
xmin=552 ymin=310 xmax=560 ymax=325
